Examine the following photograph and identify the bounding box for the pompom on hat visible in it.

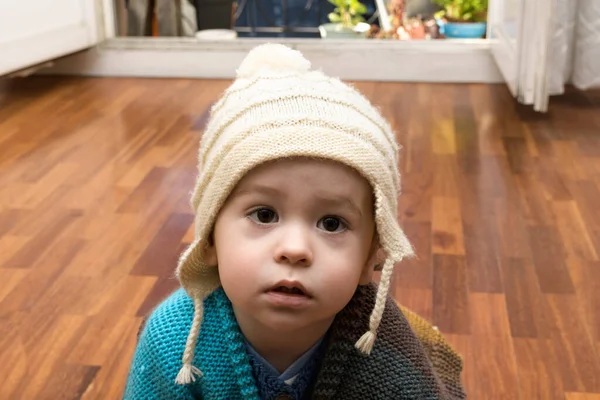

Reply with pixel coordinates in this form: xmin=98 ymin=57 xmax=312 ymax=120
xmin=174 ymin=43 xmax=415 ymax=384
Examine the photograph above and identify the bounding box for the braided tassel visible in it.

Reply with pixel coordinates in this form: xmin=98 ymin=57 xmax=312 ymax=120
xmin=175 ymin=298 xmax=204 ymax=384
xmin=355 ymin=258 xmax=396 ymax=355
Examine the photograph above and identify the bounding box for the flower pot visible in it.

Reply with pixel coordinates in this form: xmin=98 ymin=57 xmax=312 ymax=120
xmin=319 ymin=22 xmax=370 ymax=39
xmin=442 ymin=21 xmax=487 ymax=39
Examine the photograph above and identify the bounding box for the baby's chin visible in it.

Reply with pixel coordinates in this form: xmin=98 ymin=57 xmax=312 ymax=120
xmin=256 ymin=312 xmax=336 ymax=334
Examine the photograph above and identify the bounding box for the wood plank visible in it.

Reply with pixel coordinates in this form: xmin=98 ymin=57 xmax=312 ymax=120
xmin=551 ymin=201 xmax=599 ymax=260
xmin=566 ymin=394 xmax=600 ymax=400
xmin=513 ymin=338 xmax=564 ymax=400
xmin=431 ymin=197 xmax=465 ymax=255
xmin=432 ymin=155 xmax=460 ymax=197
xmin=135 ymin=275 xmax=181 ymax=318
xmin=568 ymin=260 xmax=600 ymax=341
xmin=40 ymin=364 xmax=100 ymax=399
xmin=566 ymin=180 xmax=600 ymax=232
xmin=503 ymin=137 xmax=529 ymax=174
xmin=469 ymin=293 xmax=512 ymax=337
xmin=552 ymin=140 xmax=588 ymax=181
xmin=116 ymin=146 xmax=173 ymax=189
xmin=0 ymin=268 xmax=28 ymax=304
xmin=528 ymin=225 xmax=575 ymax=294
xmin=432 ymin=254 xmax=470 ymax=334
xmin=131 ymin=213 xmax=193 ymax=276
xmin=394 ymin=221 xmax=432 ymax=289
xmin=63 ymin=213 xmax=163 ymax=278
xmin=80 ymin=317 xmax=142 ymax=400
xmin=469 ymin=85 xmax=506 ymax=157
xmin=0 ymin=209 xmax=28 ymax=237
xmin=453 ymin=85 xmax=480 ymax=174
xmin=494 ymin=190 xmax=532 ymax=254
xmin=467 ymin=293 xmax=519 ymax=400
xmin=538 ymin=161 xmax=573 ymax=201
xmin=397 ymin=171 xmax=432 ymax=222
xmin=0 ymin=237 xmax=85 ymax=315
xmin=0 ymin=236 xmax=30 ymax=267
xmin=394 ymin=288 xmax=432 ymax=323
xmin=501 ymin=257 xmax=553 ymax=339
xmin=3 ymin=210 xmax=82 ymax=269
xmin=15 ymin=315 xmax=87 ymax=399
xmin=514 ymin=173 xmax=554 ymax=226
xmin=67 ymin=276 xmax=156 ymax=366
xmin=545 ymin=294 xmax=600 ymax=393
xmin=432 ymin=118 xmax=456 ymax=155
xmin=463 ymin=221 xmax=503 ymax=293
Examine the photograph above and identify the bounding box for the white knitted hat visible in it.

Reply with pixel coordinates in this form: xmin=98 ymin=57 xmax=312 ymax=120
xmin=174 ymin=43 xmax=414 ymax=384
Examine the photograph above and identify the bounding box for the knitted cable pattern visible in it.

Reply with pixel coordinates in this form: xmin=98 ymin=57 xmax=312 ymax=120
xmin=216 ymin=290 xmax=260 ymax=399
xmin=124 ymin=289 xmax=261 ymax=400
xmin=124 ymin=284 xmax=465 ymax=399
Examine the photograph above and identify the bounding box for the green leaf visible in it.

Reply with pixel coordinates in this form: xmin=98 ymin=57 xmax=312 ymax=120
xmin=328 ymin=12 xmax=342 ymax=22
xmin=355 ymin=3 xmax=368 ymax=14
xmin=327 ymin=0 xmax=369 ymax=25
xmin=430 ymin=0 xmax=488 ymax=22
xmin=434 ymin=9 xmax=446 ymax=19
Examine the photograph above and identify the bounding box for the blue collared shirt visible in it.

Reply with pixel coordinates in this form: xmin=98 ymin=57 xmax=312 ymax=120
xmin=243 ymin=336 xmax=326 ymax=399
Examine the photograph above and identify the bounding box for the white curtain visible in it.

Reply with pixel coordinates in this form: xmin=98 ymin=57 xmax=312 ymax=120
xmin=549 ymin=0 xmax=600 ymax=94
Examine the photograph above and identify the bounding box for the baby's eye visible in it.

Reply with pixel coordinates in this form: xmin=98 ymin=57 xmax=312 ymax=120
xmin=317 ymin=216 xmax=347 ymax=233
xmin=248 ymin=207 xmax=279 ymax=224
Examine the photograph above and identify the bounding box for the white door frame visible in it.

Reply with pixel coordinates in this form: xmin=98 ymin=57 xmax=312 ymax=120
xmin=489 ymin=0 xmax=553 ymax=112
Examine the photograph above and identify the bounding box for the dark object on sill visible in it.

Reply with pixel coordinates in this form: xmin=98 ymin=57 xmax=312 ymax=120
xmin=233 ymin=0 xmax=333 ymax=38
xmin=424 ymin=17 xmax=441 ymax=38
xmin=406 ymin=0 xmax=441 ymax=18
xmin=232 ymin=0 xmax=376 ymax=38
xmin=194 ymin=0 xmax=235 ymax=30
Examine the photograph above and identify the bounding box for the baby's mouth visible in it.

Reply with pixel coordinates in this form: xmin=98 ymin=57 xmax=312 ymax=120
xmin=271 ymin=286 xmax=306 ymax=296
xmin=264 ymin=281 xmax=313 ymax=308
xmin=266 ymin=281 xmax=312 ymax=298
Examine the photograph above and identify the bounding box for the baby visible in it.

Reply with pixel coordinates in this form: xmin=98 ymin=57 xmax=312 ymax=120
xmin=124 ymin=43 xmax=465 ymax=399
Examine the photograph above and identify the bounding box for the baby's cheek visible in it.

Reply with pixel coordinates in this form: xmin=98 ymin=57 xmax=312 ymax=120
xmin=319 ymin=264 xmax=362 ymax=301
xmin=220 ymin=248 xmax=263 ymax=286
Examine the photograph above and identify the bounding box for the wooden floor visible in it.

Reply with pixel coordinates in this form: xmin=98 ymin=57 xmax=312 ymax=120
xmin=0 ymin=76 xmax=599 ymax=399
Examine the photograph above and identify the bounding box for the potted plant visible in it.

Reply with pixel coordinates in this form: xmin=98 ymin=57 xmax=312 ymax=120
xmin=319 ymin=0 xmax=371 ymax=39
xmin=432 ymin=0 xmax=488 ymax=39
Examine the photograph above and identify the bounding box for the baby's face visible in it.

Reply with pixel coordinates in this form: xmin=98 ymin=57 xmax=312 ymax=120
xmin=205 ymin=158 xmax=378 ymax=333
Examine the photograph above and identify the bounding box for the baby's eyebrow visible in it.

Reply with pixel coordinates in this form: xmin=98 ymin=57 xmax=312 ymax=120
xmin=313 ymin=195 xmax=363 ymax=218
xmin=231 ymin=184 xmax=363 ymax=217
xmin=231 ymin=183 xmax=283 ymax=199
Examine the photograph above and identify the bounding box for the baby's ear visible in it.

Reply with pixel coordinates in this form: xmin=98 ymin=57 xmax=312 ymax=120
xmin=204 ymin=233 xmax=218 ymax=267
xmin=372 ymin=248 xmax=386 ymax=271
xmin=359 ymin=237 xmax=384 ymax=285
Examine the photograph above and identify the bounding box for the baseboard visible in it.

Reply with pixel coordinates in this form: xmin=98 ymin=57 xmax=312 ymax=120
xmin=43 ymin=37 xmax=504 ymax=83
